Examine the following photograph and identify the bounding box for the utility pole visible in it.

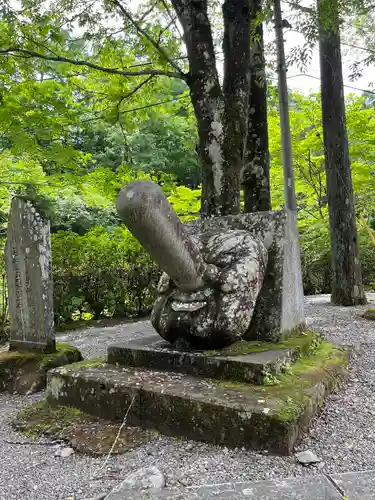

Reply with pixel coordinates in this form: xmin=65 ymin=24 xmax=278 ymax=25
xmin=274 ymin=0 xmax=297 ymax=212
xmin=273 ymin=0 xmax=305 ymax=326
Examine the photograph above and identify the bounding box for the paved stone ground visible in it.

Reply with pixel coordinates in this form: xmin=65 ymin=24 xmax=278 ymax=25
xmin=119 ymin=471 xmax=375 ymax=499
xmin=1 ymin=294 xmax=375 ymax=499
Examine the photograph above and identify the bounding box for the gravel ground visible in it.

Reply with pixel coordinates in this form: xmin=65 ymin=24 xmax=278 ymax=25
xmin=1 ymin=294 xmax=375 ymax=500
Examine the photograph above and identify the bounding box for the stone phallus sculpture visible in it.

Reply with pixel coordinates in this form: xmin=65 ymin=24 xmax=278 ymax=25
xmin=116 ymin=180 xmax=268 ymax=349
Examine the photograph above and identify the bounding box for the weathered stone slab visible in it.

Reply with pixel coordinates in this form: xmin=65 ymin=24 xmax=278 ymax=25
xmin=47 ymin=343 xmax=348 ymax=455
xmin=106 ymin=475 xmax=341 ymax=500
xmin=331 ymin=470 xmax=375 ymax=499
xmin=189 ymin=209 xmax=305 ymax=342
xmin=107 ymin=332 xmax=319 ymax=384
xmin=5 ymin=197 xmax=55 ymax=351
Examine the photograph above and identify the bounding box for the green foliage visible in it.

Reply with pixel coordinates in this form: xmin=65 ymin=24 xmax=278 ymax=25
xmin=267 ymin=91 xmax=375 ymax=294
xmin=128 ymin=117 xmax=200 ymax=187
xmin=1 ymin=0 xmax=375 ymax=327
xmin=52 ymin=226 xmax=160 ymax=324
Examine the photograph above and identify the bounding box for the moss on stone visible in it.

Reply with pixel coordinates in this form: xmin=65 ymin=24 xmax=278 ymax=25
xmin=61 ymin=357 xmax=106 ymax=371
xmin=38 ymin=343 xmax=83 ymax=370
xmin=268 ymin=342 xmax=348 ymax=423
xmin=13 ymin=400 xmax=155 ymax=454
xmin=0 ymin=343 xmax=83 ymax=394
xmin=14 ymin=401 xmax=87 ymax=439
xmin=0 ymin=349 xmax=39 ymax=366
xmin=43 ymin=339 xmax=350 ymax=454
xmin=203 ymin=330 xmax=322 ymax=358
xmin=217 ymin=341 xmax=349 ymax=424
xmin=363 ymin=308 xmax=375 ymax=320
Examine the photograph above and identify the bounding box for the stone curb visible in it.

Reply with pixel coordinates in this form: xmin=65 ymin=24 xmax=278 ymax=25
xmin=104 ymin=470 xmax=375 ymax=499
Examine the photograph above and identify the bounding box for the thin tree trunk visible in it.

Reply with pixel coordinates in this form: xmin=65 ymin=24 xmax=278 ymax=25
xmin=243 ymin=2 xmax=271 ymax=213
xmin=318 ymin=0 xmax=366 ymax=305
xmin=171 ymin=0 xmax=251 ymax=217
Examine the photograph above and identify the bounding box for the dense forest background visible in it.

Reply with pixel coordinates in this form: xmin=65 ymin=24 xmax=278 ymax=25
xmin=1 ymin=0 xmax=375 ymax=335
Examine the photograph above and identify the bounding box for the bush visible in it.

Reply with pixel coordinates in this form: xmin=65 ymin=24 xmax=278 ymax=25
xmin=358 ymin=230 xmax=375 ymax=289
xmin=300 ymin=222 xmax=375 ymax=295
xmin=52 ymin=226 xmax=160 ymax=325
xmin=300 ymin=221 xmax=332 ymax=295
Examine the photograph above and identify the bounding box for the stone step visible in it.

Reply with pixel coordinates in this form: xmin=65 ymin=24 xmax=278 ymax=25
xmin=107 ymin=334 xmax=312 ymax=385
xmin=46 ymin=344 xmax=347 ymax=455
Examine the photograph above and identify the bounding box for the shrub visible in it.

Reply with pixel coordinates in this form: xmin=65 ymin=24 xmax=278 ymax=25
xmin=300 ymin=222 xmax=375 ymax=295
xmin=300 ymin=221 xmax=332 ymax=295
xmin=52 ymin=226 xmax=160 ymax=325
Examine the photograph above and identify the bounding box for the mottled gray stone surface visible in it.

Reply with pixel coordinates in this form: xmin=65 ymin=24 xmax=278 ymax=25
xmin=107 ymin=475 xmax=341 ymax=499
xmin=117 ymin=181 xmax=304 ymax=345
xmin=106 ymin=466 xmax=165 ymax=499
xmin=152 ymin=229 xmax=268 ymax=348
xmin=331 ymin=471 xmax=375 ymax=499
xmin=5 ymin=198 xmax=55 ymax=351
xmin=116 ymin=180 xmax=206 ymax=292
xmin=190 ymin=209 xmax=305 ymax=342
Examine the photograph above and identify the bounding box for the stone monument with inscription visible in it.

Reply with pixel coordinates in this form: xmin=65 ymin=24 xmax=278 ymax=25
xmin=5 ymin=197 xmax=55 ymax=352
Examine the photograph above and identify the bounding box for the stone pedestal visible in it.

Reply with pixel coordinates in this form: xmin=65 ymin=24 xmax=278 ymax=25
xmin=46 ymin=331 xmax=348 ymax=455
xmin=107 ymin=334 xmax=313 ymax=385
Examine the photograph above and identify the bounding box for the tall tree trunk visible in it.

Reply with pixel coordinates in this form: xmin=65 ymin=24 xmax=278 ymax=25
xmin=243 ymin=1 xmax=271 ymax=213
xmin=318 ymin=0 xmax=366 ymax=305
xmin=222 ymin=0 xmax=251 ymax=214
xmin=171 ymin=0 xmax=251 ymax=217
xmin=171 ymin=0 xmax=223 ymax=217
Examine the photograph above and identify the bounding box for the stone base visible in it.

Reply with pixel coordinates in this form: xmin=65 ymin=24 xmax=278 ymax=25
xmin=0 ymin=343 xmax=83 ymax=394
xmin=46 ymin=342 xmax=348 ymax=455
xmin=107 ymin=331 xmax=320 ymax=385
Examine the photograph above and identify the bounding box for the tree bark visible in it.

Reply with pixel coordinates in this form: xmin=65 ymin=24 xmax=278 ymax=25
xmin=222 ymin=0 xmax=251 ymax=214
xmin=171 ymin=0 xmax=251 ymax=217
xmin=243 ymin=2 xmax=271 ymax=213
xmin=318 ymin=0 xmax=366 ymax=305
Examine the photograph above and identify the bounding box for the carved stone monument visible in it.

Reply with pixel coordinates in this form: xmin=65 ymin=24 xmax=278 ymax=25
xmin=5 ymin=198 xmax=55 ymax=352
xmin=46 ymin=181 xmax=348 ymax=455
xmin=116 ymin=180 xmax=304 ymax=348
